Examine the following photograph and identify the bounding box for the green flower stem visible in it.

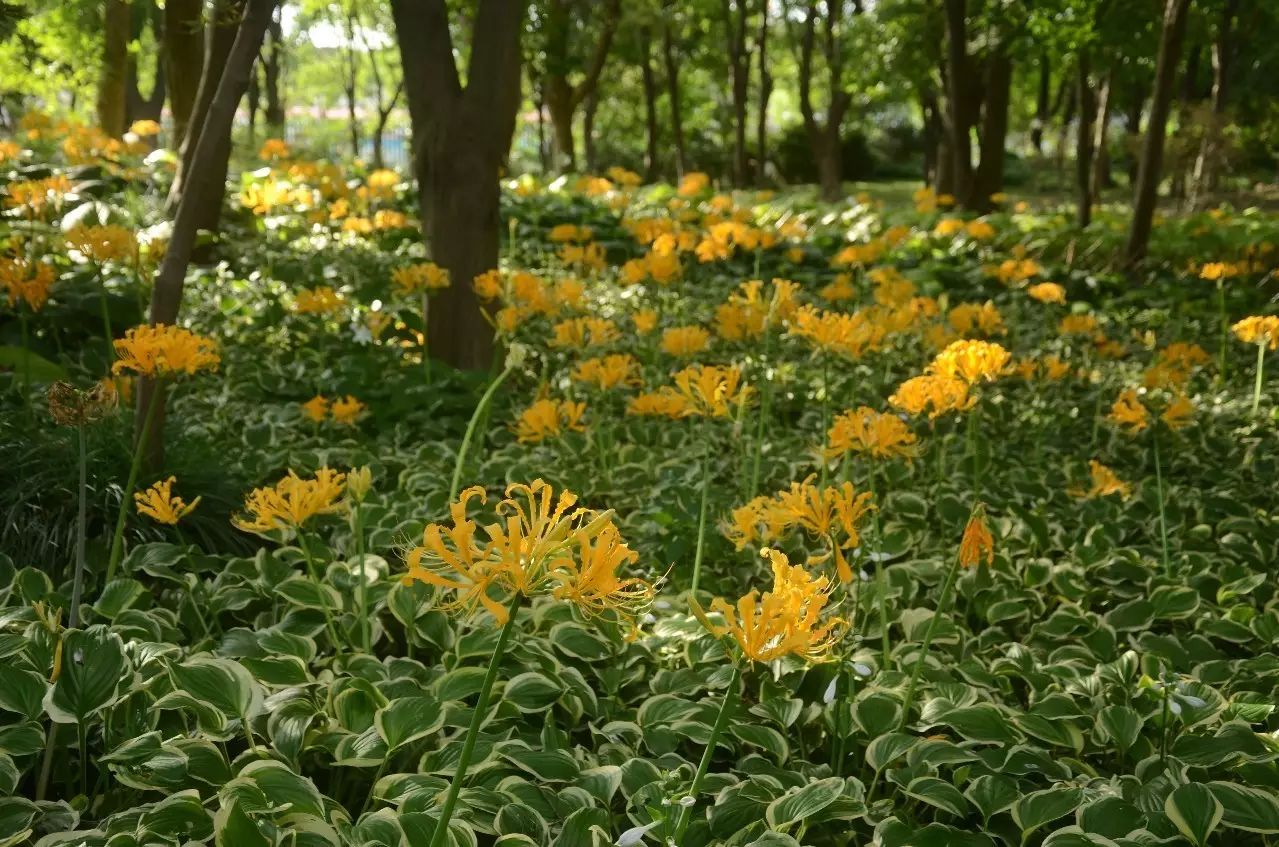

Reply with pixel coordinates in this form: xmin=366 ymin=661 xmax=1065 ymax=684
xmin=867 ymin=464 xmax=890 ymax=669
xmin=421 ymin=292 xmax=432 ymax=387
xmin=1251 ymin=341 xmax=1266 ymax=418
xmin=70 ymin=426 xmax=88 ymax=629
xmin=449 ymin=363 xmax=515 ymax=502
xmin=1217 ymin=281 xmax=1228 ymax=383
xmin=818 ymin=357 xmax=831 ymax=487
xmin=747 ymin=334 xmax=776 ymax=499
xmin=966 ymin=402 xmax=980 ymax=502
xmin=896 ymin=533 xmax=969 ymax=733
xmin=690 ymin=425 xmax=714 ymax=597
xmin=428 ymin=594 xmax=522 ymax=847
xmin=105 ymin=381 xmax=163 ymax=584
xmin=354 ymin=502 xmax=370 ymax=653
xmin=1152 ymin=426 xmax=1171 ymax=575
xmin=298 ymin=531 xmax=342 ymax=649
xmin=671 ymin=665 xmax=742 ymax=844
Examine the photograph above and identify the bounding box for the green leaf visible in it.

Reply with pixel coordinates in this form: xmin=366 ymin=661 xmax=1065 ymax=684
xmin=43 ymin=627 xmax=128 ymax=724
xmin=235 ymin=760 xmax=327 ymax=819
xmin=213 ymin=800 xmax=273 ymax=847
xmin=765 ymin=777 xmax=844 ymax=829
xmin=1013 ymin=787 xmax=1084 ymax=837
xmin=92 ymin=579 xmax=146 ymax=620
xmin=1093 ymin=705 xmax=1143 ymax=752
xmin=904 ymin=777 xmax=969 ymax=817
xmin=865 ymin=733 xmax=918 ymax=771
xmin=503 ymin=672 xmax=563 ymax=713
xmin=1164 ymin=783 xmax=1223 ymax=847
xmin=964 ymin=775 xmax=1021 ymax=822
xmin=1206 ymin=781 xmax=1279 ymax=834
xmin=940 ymin=704 xmax=1019 ymax=743
xmin=0 ymin=667 xmax=47 ymax=720
xmin=375 ymin=696 xmax=445 ymax=752
xmin=0 ymin=346 xmax=67 ymax=382
xmin=168 ymin=655 xmax=264 ymax=723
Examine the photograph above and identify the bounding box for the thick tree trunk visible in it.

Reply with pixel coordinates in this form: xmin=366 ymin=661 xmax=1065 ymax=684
xmin=167 ymin=0 xmax=243 ymax=215
xmin=756 ymin=1 xmax=771 ymax=187
xmin=816 ymin=131 xmax=842 ymax=202
xmin=98 ymin=0 xmax=131 ymax=137
xmin=141 ymin=0 xmax=277 ymax=470
xmin=661 ymin=17 xmax=688 ymax=177
xmin=1076 ymin=51 xmax=1096 ymax=228
xmin=972 ymin=49 xmax=1011 ymax=211
xmin=942 ymin=0 xmax=978 ymax=207
xmin=164 ymin=0 xmax=204 ymax=149
xmin=1124 ymin=0 xmax=1193 ymax=267
xmin=640 ymin=28 xmax=660 ymax=182
xmin=392 ymin=0 xmax=523 ymax=371
xmin=1032 ymin=51 xmax=1050 ymax=154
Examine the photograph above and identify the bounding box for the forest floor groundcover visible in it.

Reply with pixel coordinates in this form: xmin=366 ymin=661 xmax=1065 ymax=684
xmin=2 ymin=141 xmax=1279 ymax=847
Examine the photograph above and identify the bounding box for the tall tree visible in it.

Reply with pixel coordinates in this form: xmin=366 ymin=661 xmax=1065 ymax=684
xmin=637 ymin=24 xmax=661 ymax=181
xmin=164 ymin=0 xmax=204 ymax=149
xmin=98 ymin=0 xmax=130 ymax=137
xmin=660 ymin=4 xmax=689 ymax=177
xmin=756 ymin=0 xmax=772 ymax=186
xmin=1189 ymin=0 xmax=1239 ymax=206
xmin=124 ymin=0 xmax=165 ymax=126
xmin=262 ymin=8 xmax=285 ymax=130
xmin=722 ymin=0 xmax=752 ymax=185
xmin=542 ymin=0 xmax=621 ymax=172
xmin=141 ymin=0 xmax=278 ymax=468
xmin=1125 ymin=0 xmax=1194 ymax=266
xmin=391 ymin=0 xmax=524 ymax=370
xmin=794 ymin=0 xmax=856 ymax=202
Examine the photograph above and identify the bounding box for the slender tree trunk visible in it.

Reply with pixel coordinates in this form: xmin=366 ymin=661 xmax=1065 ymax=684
xmin=167 ymin=0 xmax=244 ymax=215
xmin=1124 ymin=0 xmax=1194 ymax=267
xmin=99 ymin=0 xmax=131 ymax=137
xmin=756 ymin=1 xmax=771 ymax=187
xmin=535 ymin=78 xmax=549 ymax=173
xmin=1076 ymin=51 xmax=1096 ymax=227
xmin=1190 ymin=0 xmax=1236 ymax=206
xmin=141 ymin=0 xmax=277 ymax=470
xmin=942 ymin=0 xmax=977 ymax=207
xmin=640 ymin=28 xmax=660 ymax=182
xmin=263 ymin=11 xmax=284 ymax=130
xmin=247 ymin=64 xmax=260 ymax=144
xmin=583 ymin=86 xmax=599 ymax=173
xmin=1124 ymin=83 xmax=1144 ymax=186
xmin=921 ymin=88 xmax=941 ymax=185
xmin=1032 ymin=51 xmax=1050 ymax=154
xmin=1169 ymin=41 xmax=1200 ymax=200
xmin=164 ymin=0 xmax=203 ymax=148
xmin=1091 ymin=68 xmax=1114 ymax=199
xmin=545 ymin=82 xmax=576 ymax=171
xmin=723 ymin=0 xmax=750 ymax=186
xmin=661 ymin=16 xmax=688 ymax=177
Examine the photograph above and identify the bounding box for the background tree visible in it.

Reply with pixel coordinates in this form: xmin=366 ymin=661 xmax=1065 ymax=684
xmin=538 ymin=0 xmax=621 ymax=172
xmin=97 ymin=0 xmax=130 ymax=137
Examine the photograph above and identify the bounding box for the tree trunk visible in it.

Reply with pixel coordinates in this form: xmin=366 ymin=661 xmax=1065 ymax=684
xmin=1124 ymin=0 xmax=1193 ymax=268
xmin=972 ymin=48 xmax=1011 ymax=211
xmin=125 ymin=1 xmax=166 ymax=127
xmin=247 ymin=64 xmax=260 ymax=143
xmin=1124 ymin=83 xmax=1144 ymax=186
xmin=921 ymin=88 xmax=941 ymax=185
xmin=391 ymin=0 xmax=524 ymax=371
xmin=1190 ymin=0 xmax=1236 ymax=206
xmin=164 ymin=0 xmax=204 ymax=149
xmin=583 ymin=86 xmax=599 ymax=173
xmin=167 ymin=0 xmax=244 ymax=215
xmin=1076 ymin=51 xmax=1095 ymax=228
xmin=1169 ymin=40 xmax=1200 ymax=200
xmin=723 ymin=0 xmax=750 ymax=186
xmin=542 ymin=0 xmax=621 ymax=174
xmin=640 ymin=28 xmax=660 ymax=182
xmin=1091 ymin=68 xmax=1114 ymax=199
xmin=1032 ymin=51 xmax=1050 ymax=154
xmin=141 ymin=0 xmax=277 ymax=470
xmin=98 ymin=0 xmax=131 ymax=137
xmin=535 ymin=78 xmax=549 ymax=173
xmin=263 ymin=10 xmax=284 ymax=130
xmin=942 ymin=0 xmax=978 ymax=207
xmin=756 ymin=0 xmax=771 ymax=186
xmin=816 ymin=131 xmax=842 ymax=202
xmin=661 ymin=15 xmax=688 ymax=177
xmin=545 ymin=80 xmax=576 ymax=172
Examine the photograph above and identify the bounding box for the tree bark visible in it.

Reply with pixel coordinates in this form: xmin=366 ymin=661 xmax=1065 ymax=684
xmin=263 ymin=10 xmax=284 ymax=130
xmin=1090 ymin=68 xmax=1114 ymax=199
xmin=639 ymin=27 xmax=660 ymax=182
xmin=661 ymin=11 xmax=688 ymax=177
xmin=972 ymin=47 xmax=1011 ymax=211
xmin=392 ymin=0 xmax=524 ymax=371
xmin=166 ymin=0 xmax=244 ymax=216
xmin=1076 ymin=50 xmax=1096 ymax=227
xmin=164 ymin=0 xmax=204 ymax=149
xmin=1190 ymin=0 xmax=1236 ymax=206
xmin=543 ymin=0 xmax=621 ymax=172
xmin=1031 ymin=51 xmax=1050 ymax=154
xmin=723 ymin=0 xmax=751 ymax=186
xmin=342 ymin=7 xmax=361 ymax=160
xmin=141 ymin=0 xmax=277 ymax=470
xmin=756 ymin=0 xmax=771 ymax=186
xmin=98 ymin=0 xmax=131 ymax=137
xmin=797 ymin=0 xmax=852 ymax=202
xmin=1124 ymin=0 xmax=1193 ymax=268
xmin=942 ymin=0 xmax=978 ymax=206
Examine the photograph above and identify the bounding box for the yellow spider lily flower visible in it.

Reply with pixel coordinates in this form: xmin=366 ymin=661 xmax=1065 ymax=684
xmin=135 ymin=477 xmax=200 ymax=525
